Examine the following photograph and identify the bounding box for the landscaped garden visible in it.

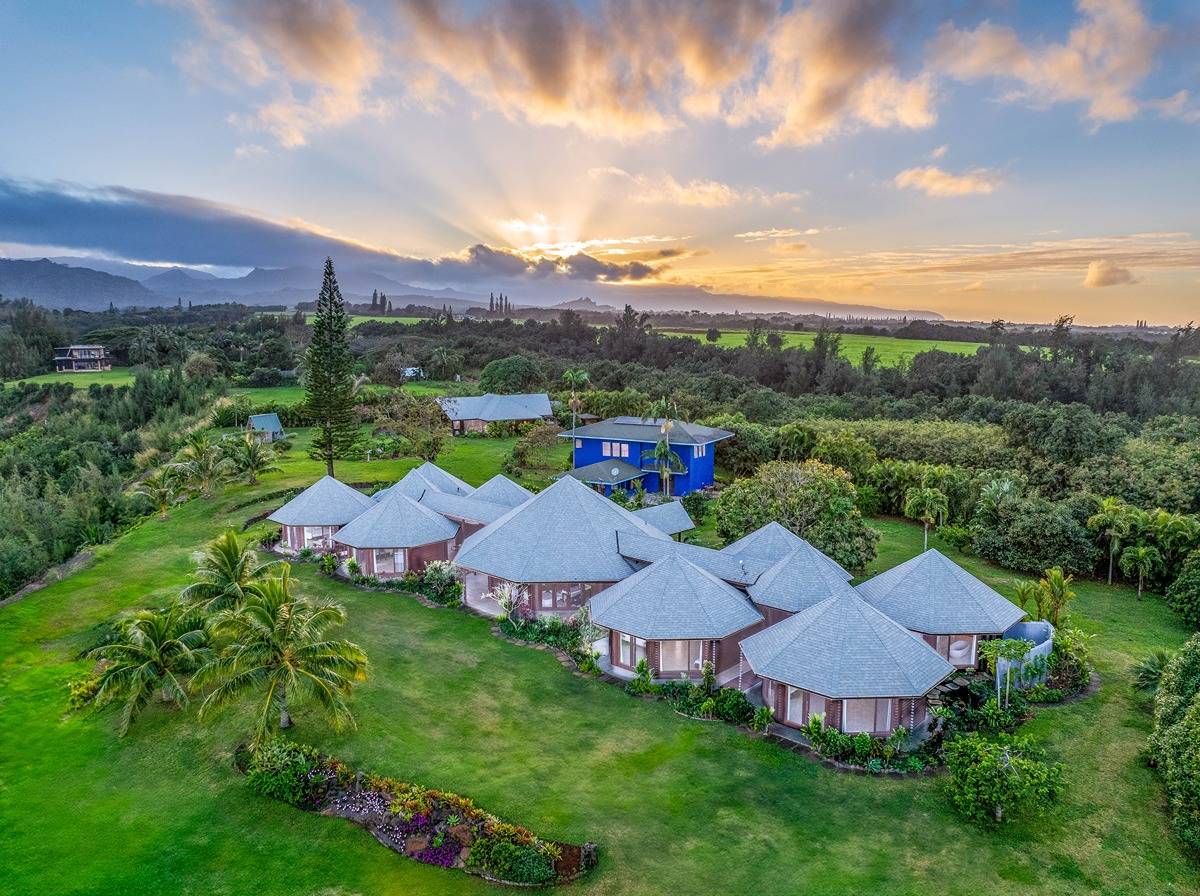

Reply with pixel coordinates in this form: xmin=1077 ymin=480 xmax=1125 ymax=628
xmin=2 ymin=432 xmax=1197 ymax=896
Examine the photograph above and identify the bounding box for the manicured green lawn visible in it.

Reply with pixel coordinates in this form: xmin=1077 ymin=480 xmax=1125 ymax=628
xmin=227 ymin=380 xmax=455 ymax=405
xmin=661 ymin=329 xmax=994 ymax=367
xmin=3 ymin=367 xmax=137 ymax=388
xmin=1 ymin=446 xmax=1196 ymax=895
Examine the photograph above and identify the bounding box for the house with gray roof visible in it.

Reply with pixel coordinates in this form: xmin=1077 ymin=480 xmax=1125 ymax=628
xmin=453 ymin=475 xmax=670 ymax=617
xmin=246 ymin=412 xmax=284 ymax=443
xmin=268 ymin=475 xmax=375 ymax=554
xmin=748 ymin=545 xmax=861 ymax=625
xmin=740 ymin=587 xmax=955 ymax=736
xmin=563 ymin=416 xmax=732 ymax=496
xmin=722 ymin=521 xmax=852 ymax=581
xmin=333 ymin=490 xmax=459 ymax=578
xmin=378 ymin=461 xmax=474 ymax=501
xmin=615 ymin=531 xmax=770 ymax=586
xmin=472 ymin=474 xmax=534 ymax=508
xmin=590 ymin=554 xmax=763 ymax=680
xmin=437 ymin=393 xmax=552 ymax=434
xmin=631 ymin=500 xmax=694 ymax=539
xmin=855 ymin=549 xmax=1026 ymax=669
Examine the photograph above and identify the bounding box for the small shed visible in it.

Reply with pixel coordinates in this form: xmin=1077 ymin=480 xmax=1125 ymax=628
xmin=247 ymin=412 xmax=284 ymax=443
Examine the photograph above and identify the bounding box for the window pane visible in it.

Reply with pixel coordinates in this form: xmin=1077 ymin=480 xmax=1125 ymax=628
xmin=844 ymin=699 xmax=876 ymax=733
xmin=619 ymin=633 xmax=631 ymax=665
xmin=621 ymin=443 xmax=630 ymax=457
xmin=660 ymin=640 xmax=688 ymax=671
xmin=635 ymin=638 xmax=647 ymax=664
xmin=374 ymin=549 xmax=396 ymax=575
xmin=602 ymin=442 xmax=611 ymax=457
xmin=787 ymin=687 xmax=804 ymax=722
xmin=808 ymin=693 xmax=826 ymax=723
xmin=875 ymin=699 xmax=892 ymax=732
xmin=540 ymin=589 xmax=553 ymax=608
xmin=949 ymin=638 xmax=972 ymax=663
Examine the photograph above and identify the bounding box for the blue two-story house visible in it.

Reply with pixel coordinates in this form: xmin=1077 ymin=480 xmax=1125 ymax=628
xmin=561 ymin=416 xmax=733 ymax=497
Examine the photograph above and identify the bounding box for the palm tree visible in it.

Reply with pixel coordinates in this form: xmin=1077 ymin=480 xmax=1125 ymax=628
xmin=641 ymin=439 xmax=687 ymax=497
xmin=134 ymin=469 xmax=184 ymax=519
xmin=85 ymin=604 xmax=210 ymax=736
xmin=1087 ymin=497 xmax=1130 ymax=585
xmin=180 ymin=530 xmax=279 ymax=612
xmin=903 ymin=486 xmax=949 ymax=551
xmin=563 ymin=368 xmax=590 ymax=437
xmin=1038 ymin=566 xmax=1076 ymax=626
xmin=172 ymin=432 xmax=231 ymax=497
xmin=1011 ymin=579 xmax=1044 ymax=621
xmin=1119 ymin=545 xmax=1162 ymax=601
xmin=224 ymin=433 xmax=281 ymax=485
xmin=1151 ymin=510 xmax=1200 ymax=572
xmin=198 ymin=570 xmax=368 ymax=745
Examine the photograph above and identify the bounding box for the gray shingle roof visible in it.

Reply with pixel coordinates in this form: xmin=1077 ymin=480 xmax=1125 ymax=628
xmin=566 ymin=459 xmax=645 ymax=485
xmin=740 ymin=589 xmax=954 ymax=698
xmin=268 ymin=475 xmax=375 ymax=527
xmin=616 ymin=532 xmax=771 ymax=586
xmin=589 ymin=554 xmax=762 ymax=640
xmin=472 ymin=474 xmax=533 ymax=508
xmin=332 ymin=490 xmax=459 ymax=549
xmin=749 ymin=545 xmax=858 ymax=612
xmin=631 ymin=501 xmax=695 ymax=537
xmin=722 ymin=521 xmax=852 ymax=581
xmin=564 ymin=416 xmax=733 ymax=445
xmin=377 ymin=462 xmax=474 ymax=501
xmin=437 ymin=393 xmax=552 ymax=422
xmin=454 ymin=475 xmax=669 ymax=583
xmin=247 ymin=412 xmax=283 ymax=434
xmin=855 ymin=549 xmax=1026 ymax=635
xmin=418 ymin=490 xmax=513 ymax=525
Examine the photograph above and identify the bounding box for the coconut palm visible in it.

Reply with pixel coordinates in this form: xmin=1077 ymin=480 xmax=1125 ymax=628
xmin=903 ymin=486 xmax=949 ymax=551
xmin=198 ymin=570 xmax=368 ymax=745
xmin=1038 ymin=566 xmax=1076 ymax=626
xmin=224 ymin=433 xmax=281 ymax=485
xmin=180 ymin=529 xmax=279 ymax=612
xmin=563 ymin=368 xmax=590 ymax=437
xmin=1088 ymin=497 xmax=1130 ymax=585
xmin=641 ymin=439 xmax=686 ymax=497
xmin=85 ymin=604 xmax=211 ymax=736
xmin=1119 ymin=544 xmax=1162 ymax=601
xmin=172 ymin=432 xmax=231 ymax=497
xmin=133 ymin=468 xmax=184 ymax=519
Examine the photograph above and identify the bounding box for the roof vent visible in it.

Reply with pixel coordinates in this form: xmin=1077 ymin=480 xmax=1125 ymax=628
xmin=611 ymin=466 xmax=620 ymax=477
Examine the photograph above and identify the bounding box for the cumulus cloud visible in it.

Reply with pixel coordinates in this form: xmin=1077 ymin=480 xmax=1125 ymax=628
xmin=734 ymin=0 xmax=936 ymax=147
xmin=167 ymin=0 xmax=384 ymax=147
xmin=589 ymin=167 xmax=800 ymax=207
xmin=1082 ymin=258 xmax=1135 ymax=287
xmin=931 ymin=0 xmax=1161 ymax=125
xmin=0 ymin=176 xmax=667 ymax=285
xmin=893 ymin=165 xmax=1002 ymax=197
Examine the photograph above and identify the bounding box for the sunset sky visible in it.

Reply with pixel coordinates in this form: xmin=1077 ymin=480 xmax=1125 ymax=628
xmin=1 ymin=1 xmax=1198 ymax=324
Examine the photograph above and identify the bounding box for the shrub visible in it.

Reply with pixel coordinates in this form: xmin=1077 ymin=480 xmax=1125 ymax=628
xmin=318 ymin=553 xmax=339 ymax=576
xmin=625 ymin=658 xmax=653 ymax=696
xmin=944 ymin=732 xmax=1062 ymax=825
xmin=345 ymin=557 xmax=360 ymax=577
xmin=247 ymin=367 xmax=284 ymax=387
xmin=680 ymin=488 xmax=712 ymax=524
xmin=750 ymin=705 xmax=774 ymax=732
xmin=420 ymin=560 xmax=462 ymax=606
xmin=469 ymin=837 xmax=555 ymax=884
xmin=66 ymin=674 xmax=101 ymax=712
xmin=1150 ymin=634 xmax=1200 ymax=849
xmin=712 ymin=688 xmax=755 ymax=725
xmin=1166 ymin=549 xmax=1200 ymax=629
xmin=246 ymin=739 xmax=324 ymax=807
xmin=1048 ymin=626 xmax=1094 ymax=693
xmin=936 ymin=524 xmax=974 ymax=552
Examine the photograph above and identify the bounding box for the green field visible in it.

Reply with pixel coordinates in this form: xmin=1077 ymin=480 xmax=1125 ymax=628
xmin=663 ymin=328 xmax=991 ymax=366
xmin=1 ymin=432 xmax=1195 ymax=896
xmin=303 ymin=313 xmax=427 ymax=327
xmin=3 ymin=370 xmax=455 ymax=404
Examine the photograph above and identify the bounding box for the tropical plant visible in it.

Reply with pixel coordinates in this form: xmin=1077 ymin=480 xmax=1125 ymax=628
xmin=1166 ymin=549 xmax=1200 ymax=628
xmin=180 ymin=530 xmax=278 ymax=612
xmin=750 ymin=705 xmax=774 ymax=732
xmin=1011 ymin=579 xmax=1046 ymax=621
xmin=1150 ymin=634 xmax=1200 ymax=850
xmin=1088 ymin=497 xmax=1131 ymax=585
xmin=172 ymin=431 xmax=231 ymax=497
xmin=490 ymin=582 xmax=524 ymax=625
xmin=133 ymin=468 xmax=184 ymax=519
xmin=642 ymin=438 xmax=686 ymax=497
xmin=979 ymin=638 xmax=1035 ymax=708
xmin=427 ymin=346 xmax=464 ymax=381
xmin=1119 ymin=544 xmax=1162 ymax=601
xmin=904 ymin=486 xmax=949 ymax=551
xmin=1133 ymin=649 xmax=1175 ymax=696
xmin=198 ymin=570 xmax=368 ymax=745
xmin=562 ymin=368 xmax=589 ymax=435
xmin=83 ymin=603 xmax=211 ymax=736
xmin=1038 ymin=566 xmax=1076 ymax=627
xmin=224 ymin=433 xmax=281 ymax=485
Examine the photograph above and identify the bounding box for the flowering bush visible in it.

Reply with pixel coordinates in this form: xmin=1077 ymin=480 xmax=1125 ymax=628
xmin=246 ymin=738 xmax=327 ymax=807
xmin=420 ymin=560 xmax=462 ymax=606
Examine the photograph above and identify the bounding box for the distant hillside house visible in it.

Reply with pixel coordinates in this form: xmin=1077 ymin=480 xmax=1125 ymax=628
xmin=246 ymin=412 xmax=283 ymax=443
xmin=436 ymin=393 xmax=552 ymax=434
xmin=563 ymin=417 xmax=732 ymax=496
xmin=53 ymin=345 xmax=111 ymax=373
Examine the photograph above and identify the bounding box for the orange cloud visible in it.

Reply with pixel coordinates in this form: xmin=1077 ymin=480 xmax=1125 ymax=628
xmin=893 ymin=165 xmax=1002 ymax=197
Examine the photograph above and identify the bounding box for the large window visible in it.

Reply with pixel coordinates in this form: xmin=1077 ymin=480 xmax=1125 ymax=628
xmin=302 ymin=526 xmax=331 ymax=549
xmin=374 ymin=549 xmax=399 ymax=575
xmin=618 ymin=632 xmax=648 ymax=668
xmin=602 ymin=442 xmax=612 ymax=457
xmin=659 ymin=639 xmax=703 ymax=673
xmin=932 ymin=634 xmax=976 ymax=666
xmin=787 ymin=688 xmax=826 ymax=725
xmin=842 ymin=698 xmax=892 ymax=733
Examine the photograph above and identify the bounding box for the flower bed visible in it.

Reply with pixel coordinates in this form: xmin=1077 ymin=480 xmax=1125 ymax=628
xmin=238 ymin=739 xmax=597 ymax=886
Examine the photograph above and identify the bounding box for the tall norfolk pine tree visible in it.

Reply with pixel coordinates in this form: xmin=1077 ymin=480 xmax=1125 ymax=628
xmin=305 ymin=258 xmax=358 ymax=475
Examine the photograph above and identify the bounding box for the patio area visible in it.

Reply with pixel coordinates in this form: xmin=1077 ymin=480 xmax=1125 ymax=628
xmin=462 ymin=571 xmax=503 ymax=618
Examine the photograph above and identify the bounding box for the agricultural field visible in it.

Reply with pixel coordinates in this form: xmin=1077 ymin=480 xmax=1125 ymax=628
xmin=661 ymin=328 xmax=993 ymax=367
xmin=1 ymin=434 xmax=1195 ymax=896
xmin=303 ymin=313 xmax=428 ymax=327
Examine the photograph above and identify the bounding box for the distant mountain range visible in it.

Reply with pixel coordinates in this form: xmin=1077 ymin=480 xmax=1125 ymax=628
xmin=0 ymin=256 xmax=942 ymax=320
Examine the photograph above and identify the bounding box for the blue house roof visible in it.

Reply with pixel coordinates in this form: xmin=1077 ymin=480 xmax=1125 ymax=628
xmin=562 ymin=417 xmax=733 ymax=446
xmin=247 ymin=412 xmax=283 ymax=434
